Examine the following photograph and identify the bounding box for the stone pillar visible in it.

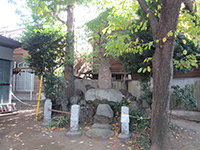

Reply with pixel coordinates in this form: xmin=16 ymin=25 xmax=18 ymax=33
xmin=43 ymin=99 xmax=52 ymax=126
xmin=118 ymin=106 xmax=130 ymax=139
xmin=66 ymin=104 xmax=82 ymax=137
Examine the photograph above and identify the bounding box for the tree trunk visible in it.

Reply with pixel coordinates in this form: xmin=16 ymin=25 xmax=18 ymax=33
xmin=150 ymin=1 xmax=182 ymax=150
xmin=64 ymin=4 xmax=75 ymax=98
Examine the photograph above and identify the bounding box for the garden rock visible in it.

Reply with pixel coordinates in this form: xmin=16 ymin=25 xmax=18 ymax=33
xmin=96 ymin=104 xmax=113 ymax=118
xmin=85 ymin=89 xmax=122 ymax=102
xmin=119 ymin=89 xmax=137 ymax=102
xmin=90 ymin=99 xmax=110 ymax=110
xmin=91 ymin=123 xmax=113 ymax=130
xmin=94 ymin=115 xmax=113 ymax=124
xmin=56 ymin=95 xmax=69 ymax=112
xmin=86 ymin=123 xmax=114 ymax=139
xmin=79 ymin=99 xmax=87 ymax=105
xmin=79 ymin=104 xmax=95 ymax=123
xmin=70 ymin=96 xmax=81 ymax=105
xmin=86 ymin=128 xmax=114 ymax=139
xmin=94 ymin=104 xmax=113 ymax=124
xmin=142 ymin=100 xmax=151 ymax=109
xmin=85 ymin=84 xmax=95 ymax=91
xmin=74 ymin=89 xmax=84 ymax=100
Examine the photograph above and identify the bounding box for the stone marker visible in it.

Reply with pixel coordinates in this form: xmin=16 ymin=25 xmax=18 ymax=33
xmin=66 ymin=105 xmax=82 ymax=137
xmin=98 ymin=58 xmax=112 ymax=89
xmin=118 ymin=106 xmax=130 ymax=139
xmin=43 ymin=99 xmax=52 ymax=126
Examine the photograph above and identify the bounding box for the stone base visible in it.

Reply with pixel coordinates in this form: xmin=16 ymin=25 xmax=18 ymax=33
xmin=42 ymin=121 xmax=51 ymax=126
xmin=118 ymin=133 xmax=130 ymax=140
xmin=66 ymin=131 xmax=82 ymax=138
xmin=86 ymin=128 xmax=114 ymax=139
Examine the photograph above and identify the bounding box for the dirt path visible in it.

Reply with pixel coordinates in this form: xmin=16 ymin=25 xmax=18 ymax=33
xmin=0 ymin=108 xmax=200 ymax=150
xmin=170 ymin=118 xmax=200 ymax=150
xmin=0 ymin=108 xmax=130 ymax=150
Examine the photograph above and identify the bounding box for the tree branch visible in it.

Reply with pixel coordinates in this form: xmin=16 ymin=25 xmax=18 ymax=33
xmin=50 ymin=6 xmax=66 ymax=25
xmin=56 ymin=15 xmax=66 ymax=25
xmin=183 ymin=0 xmax=196 ymax=12
xmin=137 ymin=0 xmax=159 ymax=40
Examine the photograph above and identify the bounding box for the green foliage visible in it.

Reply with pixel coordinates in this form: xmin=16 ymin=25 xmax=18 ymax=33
xmin=46 ymin=115 xmax=69 ymax=129
xmin=131 ymin=133 xmax=151 ymax=150
xmin=129 ymin=109 xmax=150 ymax=132
xmin=109 ymin=100 xmax=150 ymax=132
xmin=21 ymin=25 xmax=66 ymax=76
xmin=139 ymin=76 xmax=152 ymax=106
xmin=19 ymin=0 xmax=91 ymax=26
xmin=43 ymin=74 xmax=65 ymax=104
xmin=109 ymin=100 xmax=129 ymax=115
xmin=21 ymin=25 xmax=67 ymax=103
xmin=85 ymin=8 xmax=112 ymax=57
xmin=173 ymin=35 xmax=200 ymax=73
xmin=171 ymin=84 xmax=197 ymax=109
xmin=119 ymin=25 xmax=199 ymax=78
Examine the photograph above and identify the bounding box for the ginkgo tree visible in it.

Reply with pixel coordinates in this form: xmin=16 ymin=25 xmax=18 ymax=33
xmin=94 ymin=0 xmax=200 ymax=149
xmin=119 ymin=1 xmax=200 ymax=107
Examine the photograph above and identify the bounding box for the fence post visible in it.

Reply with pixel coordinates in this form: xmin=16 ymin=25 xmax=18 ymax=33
xmin=43 ymin=99 xmax=52 ymax=126
xmin=118 ymin=106 xmax=130 ymax=139
xmin=66 ymin=104 xmax=82 ymax=137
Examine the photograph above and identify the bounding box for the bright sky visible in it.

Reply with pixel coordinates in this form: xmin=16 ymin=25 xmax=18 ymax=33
xmin=0 ymin=0 xmax=99 ymax=53
xmin=0 ymin=0 xmax=23 ymax=30
xmin=0 ymin=0 xmax=99 ymax=29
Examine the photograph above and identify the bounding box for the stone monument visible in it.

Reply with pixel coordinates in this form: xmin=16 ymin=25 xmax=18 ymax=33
xmin=98 ymin=57 xmax=112 ymax=89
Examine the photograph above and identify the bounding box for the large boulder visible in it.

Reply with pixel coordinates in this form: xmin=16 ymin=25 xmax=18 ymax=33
xmin=79 ymin=104 xmax=95 ymax=123
xmin=86 ymin=123 xmax=114 ymax=139
xmin=56 ymin=95 xmax=69 ymax=111
xmin=85 ymin=89 xmax=123 ymax=102
xmin=94 ymin=104 xmax=114 ymax=124
xmin=96 ymin=104 xmax=113 ymax=118
xmin=70 ymin=96 xmax=81 ymax=105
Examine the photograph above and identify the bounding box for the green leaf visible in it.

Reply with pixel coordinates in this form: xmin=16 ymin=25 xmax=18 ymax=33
xmin=182 ymin=39 xmax=186 ymax=44
xmin=143 ymin=68 xmax=147 ymax=73
xmin=183 ymin=50 xmax=187 ymax=55
xmin=138 ymin=68 xmax=143 ymax=73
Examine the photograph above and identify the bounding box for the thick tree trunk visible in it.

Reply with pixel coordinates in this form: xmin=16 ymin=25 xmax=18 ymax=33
xmin=150 ymin=1 xmax=182 ymax=150
xmin=64 ymin=5 xmax=75 ymax=98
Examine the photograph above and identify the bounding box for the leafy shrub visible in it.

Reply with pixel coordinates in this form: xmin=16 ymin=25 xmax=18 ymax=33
xmin=109 ymin=100 xmax=129 ymax=116
xmin=43 ymin=74 xmax=65 ymax=104
xmin=129 ymin=109 xmax=150 ymax=132
xmin=109 ymin=101 xmax=150 ymax=132
xmin=46 ymin=115 xmax=69 ymax=129
xmin=171 ymin=84 xmax=197 ymax=109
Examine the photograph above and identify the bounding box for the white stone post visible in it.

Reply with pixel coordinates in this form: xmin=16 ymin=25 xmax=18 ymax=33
xmin=43 ymin=99 xmax=52 ymax=126
xmin=66 ymin=104 xmax=82 ymax=137
xmin=118 ymin=106 xmax=130 ymax=139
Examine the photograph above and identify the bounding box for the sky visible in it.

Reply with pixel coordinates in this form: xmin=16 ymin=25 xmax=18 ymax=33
xmin=0 ymin=0 xmax=22 ymax=30
xmin=0 ymin=0 xmax=100 ymax=53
